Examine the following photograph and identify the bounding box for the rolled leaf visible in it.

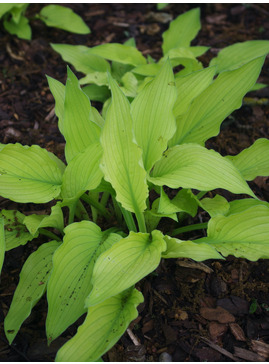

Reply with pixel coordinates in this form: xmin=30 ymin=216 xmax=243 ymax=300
xmin=63 ymin=68 xmax=101 ymax=162
xmin=149 ymin=144 xmax=255 ymax=197
xmin=56 ymin=288 xmax=143 ymax=362
xmin=0 ymin=144 xmax=63 ymax=203
xmin=4 ymin=241 xmax=60 ymax=344
xmin=226 ymin=138 xmax=269 ymax=181
xmin=131 ymin=61 xmax=177 ymax=171
xmin=86 ymin=230 xmax=166 ymax=307
xmin=46 ymin=76 xmax=65 ymax=134
xmin=100 ymin=74 xmax=148 ymax=213
xmin=46 ymin=221 xmax=121 ymax=342
xmin=170 ymin=56 xmax=265 ymax=146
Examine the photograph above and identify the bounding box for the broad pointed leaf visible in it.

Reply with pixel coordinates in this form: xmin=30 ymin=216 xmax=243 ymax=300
xmin=159 ymin=188 xmax=198 ymax=217
xmin=46 ymin=76 xmax=65 ymax=134
xmin=170 ymin=57 xmax=265 ymax=146
xmin=149 ymin=144 xmax=255 ymax=197
xmin=89 ymin=43 xmax=147 ymax=66
xmin=162 ymin=235 xmax=223 ymax=260
xmin=51 ymin=44 xmax=110 ymax=74
xmin=131 ymin=61 xmax=177 ymax=171
xmin=23 ymin=202 xmax=64 ymax=236
xmin=64 ymin=68 xmax=101 ymax=162
xmin=0 ymin=210 xmax=37 ymax=251
xmin=100 ymin=74 xmax=148 ymax=213
xmin=198 ymin=205 xmax=269 ymax=260
xmin=210 ymin=40 xmax=269 ymax=73
xmin=39 ymin=5 xmax=90 ymax=34
xmin=61 ymin=143 xmax=103 ymax=203
xmin=4 ymin=15 xmax=31 ymax=40
xmin=46 ymin=221 xmax=121 ymax=342
xmin=227 ymin=198 xmax=269 ymax=216
xmin=4 ymin=241 xmax=60 ymax=344
xmin=162 ymin=8 xmax=201 ymax=54
xmin=0 ymin=144 xmax=63 ymax=203
xmin=226 ymin=138 xmax=269 ymax=181
xmin=199 ymin=195 xmax=230 ymax=217
xmin=56 ymin=288 xmax=143 ymax=362
xmin=86 ymin=230 xmax=166 ymax=307
xmin=173 ymin=67 xmax=215 ymax=118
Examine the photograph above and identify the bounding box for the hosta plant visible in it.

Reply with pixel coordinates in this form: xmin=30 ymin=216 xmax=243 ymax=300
xmin=51 ymin=7 xmax=269 ymax=107
xmin=0 ymin=3 xmax=90 ymax=40
xmin=1 ymin=51 xmax=269 ymax=361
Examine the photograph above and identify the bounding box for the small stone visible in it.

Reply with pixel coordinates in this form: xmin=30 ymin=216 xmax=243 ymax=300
xmin=159 ymin=352 xmax=173 ymax=362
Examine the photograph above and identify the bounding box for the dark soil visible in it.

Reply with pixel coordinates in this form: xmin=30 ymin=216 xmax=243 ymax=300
xmin=1 ymin=3 xmax=269 ymax=362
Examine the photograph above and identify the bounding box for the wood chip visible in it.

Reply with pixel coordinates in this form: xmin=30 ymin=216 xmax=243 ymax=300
xmin=200 ymin=337 xmax=239 ymax=361
xmin=229 ymin=323 xmax=246 ymax=341
xmin=234 ymin=346 xmax=265 ymax=362
xmin=209 ymin=322 xmax=227 ymax=340
xmin=200 ymin=306 xmax=235 ymax=324
xmin=177 ymin=260 xmax=213 ymax=273
xmin=251 ymin=340 xmax=269 ymax=359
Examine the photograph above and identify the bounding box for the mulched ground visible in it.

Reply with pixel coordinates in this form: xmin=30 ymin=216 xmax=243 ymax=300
xmin=0 ymin=3 xmax=269 ymax=361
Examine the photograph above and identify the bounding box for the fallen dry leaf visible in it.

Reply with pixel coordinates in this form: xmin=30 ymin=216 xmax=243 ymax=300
xmin=229 ymin=322 xmax=246 ymax=341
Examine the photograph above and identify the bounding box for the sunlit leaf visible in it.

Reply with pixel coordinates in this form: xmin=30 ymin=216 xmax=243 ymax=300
xmin=46 ymin=221 xmax=121 ymax=342
xmin=4 ymin=240 xmax=60 ymax=344
xmin=226 ymin=138 xmax=269 ymax=180
xmin=149 ymin=144 xmax=255 ymax=197
xmin=131 ymin=61 xmax=177 ymax=171
xmin=0 ymin=144 xmax=63 ymax=203
xmin=100 ymin=74 xmax=148 ymax=213
xmin=158 ymin=188 xmax=198 ymax=217
xmin=0 ymin=218 xmax=5 ymax=276
xmin=56 ymin=288 xmax=143 ymax=362
xmin=86 ymin=230 xmax=166 ymax=307
xmin=3 ymin=15 xmax=31 ymax=40
xmin=199 ymin=195 xmax=230 ymax=217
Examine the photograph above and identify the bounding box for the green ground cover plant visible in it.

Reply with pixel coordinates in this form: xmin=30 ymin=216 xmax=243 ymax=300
xmin=0 ymin=3 xmax=90 ymax=40
xmin=1 ymin=7 xmax=269 ymax=362
xmin=51 ymin=7 xmax=268 ymax=108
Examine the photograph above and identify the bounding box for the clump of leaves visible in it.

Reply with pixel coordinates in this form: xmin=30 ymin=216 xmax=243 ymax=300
xmin=0 ymin=3 xmax=90 ymax=40
xmin=51 ymin=7 xmax=269 ymax=108
xmin=1 ymin=11 xmax=269 ymax=362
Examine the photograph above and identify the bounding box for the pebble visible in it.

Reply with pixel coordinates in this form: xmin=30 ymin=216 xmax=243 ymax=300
xmin=159 ymin=352 xmax=173 ymax=362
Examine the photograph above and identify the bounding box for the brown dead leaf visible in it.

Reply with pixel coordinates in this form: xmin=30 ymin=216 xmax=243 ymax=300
xmin=200 ymin=306 xmax=235 ymax=324
xmin=229 ymin=322 xmax=246 ymax=341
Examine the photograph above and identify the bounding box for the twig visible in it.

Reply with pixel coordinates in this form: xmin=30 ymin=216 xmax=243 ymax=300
xmin=127 ymin=328 xmax=140 ymax=346
xmin=200 ymin=337 xmax=240 ymax=361
xmin=153 ymin=289 xmax=169 ymax=305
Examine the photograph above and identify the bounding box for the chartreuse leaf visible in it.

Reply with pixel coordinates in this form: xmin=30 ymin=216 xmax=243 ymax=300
xmin=145 ymin=198 xmax=175 ymax=231
xmin=86 ymin=230 xmax=166 ymax=307
xmin=100 ymin=74 xmax=148 ymax=214
xmin=46 ymin=222 xmax=121 ymax=343
xmin=0 ymin=144 xmax=63 ymax=203
xmin=131 ymin=61 xmax=177 ymax=172
xmin=4 ymin=240 xmax=60 ymax=345
xmin=228 ymin=198 xmax=269 ymax=216
xmin=88 ymin=43 xmax=147 ymax=66
xmin=120 ymin=72 xmax=138 ymax=98
xmin=210 ymin=40 xmax=269 ymax=73
xmin=51 ymin=44 xmax=110 ymax=74
xmin=199 ymin=195 xmax=230 ymax=217
xmin=149 ymin=144 xmax=255 ymax=197
xmin=4 ymin=15 xmax=31 ymax=40
xmin=23 ymin=202 xmax=64 ymax=236
xmin=226 ymin=138 xmax=269 ymax=181
xmin=197 ymin=205 xmax=269 ymax=260
xmin=162 ymin=8 xmax=200 ymax=54
xmin=0 ymin=218 xmax=5 ymax=275
xmin=173 ymin=67 xmax=215 ymax=117
xmin=39 ymin=5 xmax=90 ymax=34
xmin=0 ymin=210 xmax=37 ymax=251
xmin=159 ymin=188 xmax=198 ymax=217
xmin=61 ymin=143 xmax=103 ymax=204
xmin=56 ymin=288 xmax=143 ymax=362
xmin=162 ymin=235 xmax=223 ymax=260
xmin=0 ymin=4 xmax=16 ymax=18
xmin=169 ymin=56 xmax=265 ymax=146
xmin=46 ymin=76 xmax=65 ymax=134
xmin=64 ymin=68 xmax=101 ymax=162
